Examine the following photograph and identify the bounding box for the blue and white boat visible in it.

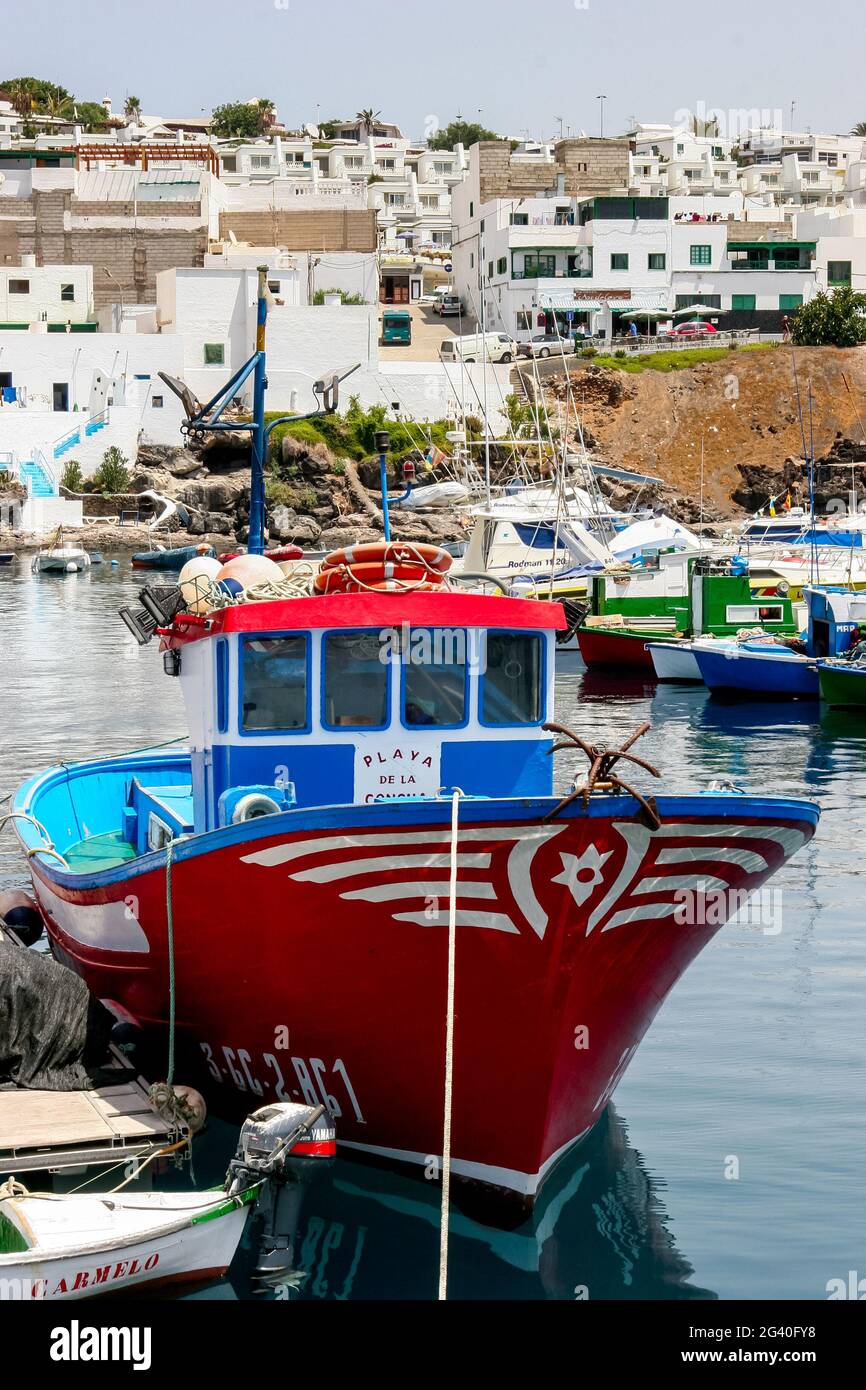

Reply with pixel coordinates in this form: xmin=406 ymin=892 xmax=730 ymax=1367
xmin=691 ymin=585 xmax=866 ymax=699
xmin=691 ymin=637 xmax=820 ymax=700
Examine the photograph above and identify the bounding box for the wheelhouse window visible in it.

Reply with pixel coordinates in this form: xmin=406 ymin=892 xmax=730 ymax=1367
xmin=482 ymin=632 xmax=543 ymax=725
xmin=402 ymin=628 xmax=467 ymax=727
xmin=323 ymin=631 xmax=389 ymax=728
xmin=242 ymin=635 xmax=308 ymax=732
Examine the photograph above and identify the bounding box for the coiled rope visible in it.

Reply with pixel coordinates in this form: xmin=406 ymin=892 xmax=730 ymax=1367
xmin=438 ymin=787 xmax=463 ymax=1302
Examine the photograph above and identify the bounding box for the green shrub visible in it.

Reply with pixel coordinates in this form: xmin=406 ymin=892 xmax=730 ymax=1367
xmin=580 ymin=347 xmax=597 ymax=358
xmin=90 ymin=445 xmax=131 ymax=494
xmin=312 ymin=287 xmax=368 ymax=305
xmin=60 ymin=458 xmax=84 ymax=492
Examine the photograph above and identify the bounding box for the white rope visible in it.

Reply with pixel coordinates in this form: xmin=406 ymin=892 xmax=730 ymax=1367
xmin=438 ymin=786 xmax=462 ymax=1302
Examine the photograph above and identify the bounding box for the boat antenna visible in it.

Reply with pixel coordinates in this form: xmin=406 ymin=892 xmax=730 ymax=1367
xmin=789 ymin=340 xmax=817 ymax=584
xmin=699 ymin=431 xmax=705 ymax=541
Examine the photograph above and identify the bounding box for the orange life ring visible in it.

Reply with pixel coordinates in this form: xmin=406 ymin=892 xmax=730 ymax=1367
xmin=314 ymin=561 xmax=444 ymax=593
xmin=320 ymin=541 xmax=452 ymax=576
xmin=314 ymin=562 xmax=445 ymax=595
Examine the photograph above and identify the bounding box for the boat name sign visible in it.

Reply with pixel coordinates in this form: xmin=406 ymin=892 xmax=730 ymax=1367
xmin=355 ymin=743 xmax=439 ymax=803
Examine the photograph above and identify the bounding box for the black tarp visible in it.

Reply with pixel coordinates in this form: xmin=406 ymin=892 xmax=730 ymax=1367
xmin=0 ymin=938 xmax=114 ymax=1091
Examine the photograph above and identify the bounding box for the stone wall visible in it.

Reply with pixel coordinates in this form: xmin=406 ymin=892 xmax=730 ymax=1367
xmin=0 ymin=188 xmax=208 ymax=304
xmin=217 ymin=207 xmax=378 ymax=252
xmin=477 ymin=138 xmax=630 ymax=201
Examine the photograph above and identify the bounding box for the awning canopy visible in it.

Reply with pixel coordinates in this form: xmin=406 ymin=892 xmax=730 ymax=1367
xmin=536 ymin=291 xmax=669 ymax=312
xmin=608 ymin=293 xmax=669 ymax=312
xmin=537 ymin=291 xmax=602 ymax=310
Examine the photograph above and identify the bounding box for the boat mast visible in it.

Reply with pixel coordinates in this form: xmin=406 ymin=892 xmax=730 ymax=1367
xmin=248 ymin=266 xmax=269 ymax=556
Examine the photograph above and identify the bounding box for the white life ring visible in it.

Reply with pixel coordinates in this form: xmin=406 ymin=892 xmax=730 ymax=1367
xmin=231 ymin=793 xmax=283 ymax=823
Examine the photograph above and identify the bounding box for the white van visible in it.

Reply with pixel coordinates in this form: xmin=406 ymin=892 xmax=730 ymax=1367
xmin=440 ymin=332 xmax=518 ymax=364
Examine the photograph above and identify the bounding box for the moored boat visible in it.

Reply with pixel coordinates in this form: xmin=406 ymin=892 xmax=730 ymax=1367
xmin=30 ymin=528 xmax=91 ymax=575
xmin=691 ymin=637 xmax=820 ymax=699
xmin=0 ymin=1100 xmax=331 ymax=1300
xmin=817 ymin=658 xmax=866 ymax=708
xmin=645 ymin=640 xmax=703 ymax=683
xmin=12 ymin=577 xmax=819 ymax=1208
xmin=11 ymin=270 xmax=820 ymax=1212
xmin=577 ymin=554 xmax=798 ymax=673
xmin=131 ymin=543 xmax=215 ymax=571
xmin=0 ymin=1188 xmax=256 ymax=1300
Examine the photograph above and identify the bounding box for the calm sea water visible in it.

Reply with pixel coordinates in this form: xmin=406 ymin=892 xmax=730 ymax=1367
xmin=1 ymin=560 xmax=864 ymax=1301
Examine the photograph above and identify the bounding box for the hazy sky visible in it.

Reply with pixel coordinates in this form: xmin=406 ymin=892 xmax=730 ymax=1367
xmin=3 ymin=0 xmax=863 ymax=144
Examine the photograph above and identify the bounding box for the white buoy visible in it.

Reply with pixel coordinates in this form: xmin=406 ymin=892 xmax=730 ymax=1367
xmin=178 ymin=555 xmax=223 ymax=614
xmin=216 ymin=554 xmax=283 ymax=590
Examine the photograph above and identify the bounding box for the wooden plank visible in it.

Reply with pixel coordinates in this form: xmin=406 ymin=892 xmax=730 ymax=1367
xmin=0 ymin=1084 xmax=181 ymax=1155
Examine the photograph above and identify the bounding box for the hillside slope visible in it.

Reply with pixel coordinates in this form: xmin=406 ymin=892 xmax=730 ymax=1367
xmin=549 ymin=346 xmax=866 ymax=513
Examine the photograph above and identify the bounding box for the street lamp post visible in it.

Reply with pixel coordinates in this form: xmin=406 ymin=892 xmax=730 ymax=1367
xmin=103 ymin=266 xmax=123 ymax=325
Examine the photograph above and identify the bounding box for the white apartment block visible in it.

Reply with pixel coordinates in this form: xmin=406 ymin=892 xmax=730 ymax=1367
xmin=452 ymin=186 xmax=830 ymax=341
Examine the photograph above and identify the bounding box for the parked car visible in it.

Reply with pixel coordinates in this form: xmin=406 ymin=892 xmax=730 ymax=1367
xmin=437 ymin=294 xmax=462 ymax=317
xmin=381 ymin=309 xmax=412 ymax=345
xmin=440 ymin=332 xmax=518 ymax=364
xmin=517 ymin=333 xmax=575 ymax=359
xmin=664 ymin=320 xmax=718 ymax=338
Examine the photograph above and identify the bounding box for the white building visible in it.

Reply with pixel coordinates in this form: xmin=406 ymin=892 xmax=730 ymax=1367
xmin=452 ymin=184 xmax=824 ymax=341
xmin=0 ymin=258 xmax=94 ymax=328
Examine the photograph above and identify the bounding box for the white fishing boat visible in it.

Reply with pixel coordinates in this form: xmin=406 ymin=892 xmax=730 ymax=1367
xmin=0 ymin=1100 xmax=332 ymax=1300
xmin=646 ymin=639 xmax=703 ymax=682
xmin=30 ymin=529 xmax=91 ymax=575
xmin=0 ymin=1187 xmax=257 ymax=1299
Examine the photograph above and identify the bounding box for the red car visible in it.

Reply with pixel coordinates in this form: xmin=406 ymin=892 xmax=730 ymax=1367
xmin=668 ymin=320 xmax=718 ymax=337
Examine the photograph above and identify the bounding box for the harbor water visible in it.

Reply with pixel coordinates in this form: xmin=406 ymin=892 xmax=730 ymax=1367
xmin=1 ymin=559 xmax=864 ymax=1301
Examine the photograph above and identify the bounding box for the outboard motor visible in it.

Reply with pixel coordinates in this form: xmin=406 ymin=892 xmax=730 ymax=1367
xmin=225 ymin=1102 xmax=335 ymax=1196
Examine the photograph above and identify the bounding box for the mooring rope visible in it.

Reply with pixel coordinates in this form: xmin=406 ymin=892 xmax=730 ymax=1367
xmin=438 ymin=787 xmax=463 ymax=1302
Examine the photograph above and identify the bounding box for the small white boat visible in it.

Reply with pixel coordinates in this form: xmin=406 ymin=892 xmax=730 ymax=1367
xmin=0 ymin=1188 xmax=256 ymax=1300
xmin=30 ymin=530 xmax=91 ymax=575
xmin=0 ymin=1100 xmax=332 ymax=1300
xmin=646 ymin=639 xmax=702 ymax=682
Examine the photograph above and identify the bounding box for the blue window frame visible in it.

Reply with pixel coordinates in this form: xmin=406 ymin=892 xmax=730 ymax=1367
xmin=400 ymin=628 xmax=469 ymax=730
xmin=321 ymin=629 xmax=391 ymax=731
xmin=239 ymin=633 xmax=310 ymax=734
xmin=480 ymin=631 xmax=545 ymax=727
xmin=216 ymin=639 xmax=229 ymax=733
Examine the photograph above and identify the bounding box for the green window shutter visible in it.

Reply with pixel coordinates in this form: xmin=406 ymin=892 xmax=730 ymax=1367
xmin=827 ymin=260 xmax=851 ymax=285
xmin=689 ymin=244 xmax=712 ymax=265
xmin=497 ymin=257 xmax=507 ymax=275
xmin=610 ymin=253 xmax=629 ymax=271
xmin=779 ymin=294 xmax=803 ymax=310
xmin=731 ymin=295 xmax=756 ymax=311
xmin=648 ymin=252 xmax=665 ymax=270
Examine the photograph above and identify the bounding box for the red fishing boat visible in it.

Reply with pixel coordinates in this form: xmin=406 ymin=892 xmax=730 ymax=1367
xmin=11 ymin=274 xmax=819 ymax=1211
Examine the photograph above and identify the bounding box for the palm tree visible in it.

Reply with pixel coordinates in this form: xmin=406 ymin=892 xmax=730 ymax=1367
xmin=255 ymin=97 xmax=276 ymax=134
xmin=41 ymin=90 xmax=75 ymax=121
xmin=124 ymin=94 xmax=141 ymax=122
xmin=356 ymin=107 xmax=382 ymax=139
xmin=851 ymin=122 xmax=866 ymax=137
xmin=8 ymin=81 xmax=33 ymax=117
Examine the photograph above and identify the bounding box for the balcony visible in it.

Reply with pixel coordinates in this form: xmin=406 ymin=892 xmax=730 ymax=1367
xmin=512 ymin=266 xmax=592 ymax=281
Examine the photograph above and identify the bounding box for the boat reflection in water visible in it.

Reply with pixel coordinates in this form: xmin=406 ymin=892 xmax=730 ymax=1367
xmin=229 ymin=1106 xmax=717 ymax=1302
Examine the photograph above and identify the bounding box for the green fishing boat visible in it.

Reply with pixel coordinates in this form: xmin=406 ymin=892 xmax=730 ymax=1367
xmin=817 ymin=658 xmax=866 ymax=708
